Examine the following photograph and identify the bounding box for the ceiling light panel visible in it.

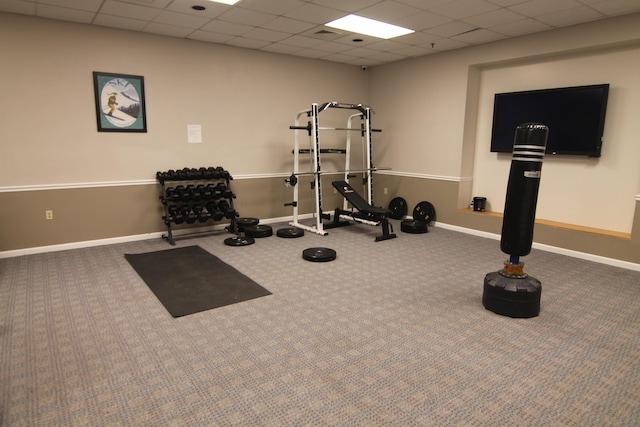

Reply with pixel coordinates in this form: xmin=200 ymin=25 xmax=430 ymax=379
xmin=207 ymin=0 xmax=240 ymax=5
xmin=326 ymin=15 xmax=414 ymax=39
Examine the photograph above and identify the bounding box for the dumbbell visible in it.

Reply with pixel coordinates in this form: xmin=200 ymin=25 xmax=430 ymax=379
xmin=192 ymin=204 xmax=209 ymax=223
xmin=181 ymin=205 xmax=196 ymax=224
xmin=206 ymin=202 xmax=224 ymax=221
xmin=182 ymin=185 xmax=195 ymax=201
xmin=212 ymin=182 xmax=225 ymax=199
xmin=190 ymin=184 xmax=205 ymax=201
xmin=167 ymin=205 xmax=184 ymax=224
xmin=171 ymin=185 xmax=185 ymax=201
xmin=217 ymin=200 xmax=237 ymax=219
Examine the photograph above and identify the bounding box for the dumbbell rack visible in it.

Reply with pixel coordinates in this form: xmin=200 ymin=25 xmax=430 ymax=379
xmin=157 ymin=167 xmax=238 ymax=245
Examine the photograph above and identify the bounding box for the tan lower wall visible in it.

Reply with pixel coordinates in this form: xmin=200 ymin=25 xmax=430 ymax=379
xmin=1 ymin=175 xmax=638 ymax=265
xmin=373 ymin=174 xmax=640 ymax=265
xmin=0 ymin=176 xmax=346 ymax=252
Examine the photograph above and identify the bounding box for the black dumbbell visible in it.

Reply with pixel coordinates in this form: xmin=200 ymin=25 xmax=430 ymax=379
xmin=171 ymin=185 xmax=185 ymax=201
xmin=206 ymin=202 xmax=224 ymax=221
xmin=192 ymin=204 xmax=209 ymax=223
xmin=181 ymin=205 xmax=196 ymax=224
xmin=168 ymin=205 xmax=184 ymax=224
xmin=183 ymin=185 xmax=195 ymax=201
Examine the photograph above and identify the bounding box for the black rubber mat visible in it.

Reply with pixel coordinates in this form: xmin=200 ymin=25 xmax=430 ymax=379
xmin=125 ymin=245 xmax=271 ymax=317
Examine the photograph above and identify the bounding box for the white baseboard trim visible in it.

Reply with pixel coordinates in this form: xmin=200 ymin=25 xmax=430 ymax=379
xmin=435 ymin=222 xmax=640 ymax=272
xmin=0 ymin=214 xmax=316 ymax=259
xmin=1 ymin=215 xmax=638 ymax=272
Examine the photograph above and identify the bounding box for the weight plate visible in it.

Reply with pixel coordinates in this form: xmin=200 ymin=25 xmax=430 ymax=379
xmin=302 ymin=247 xmax=337 ymax=262
xmin=276 ymin=227 xmax=305 ymax=238
xmin=224 ymin=236 xmax=255 ymax=246
xmin=236 ymin=217 xmax=260 ymax=231
xmin=413 ymin=201 xmax=436 ymax=224
xmin=388 ymin=197 xmax=408 ymax=220
xmin=244 ymin=224 xmax=273 ymax=238
xmin=401 ymin=219 xmax=428 ymax=234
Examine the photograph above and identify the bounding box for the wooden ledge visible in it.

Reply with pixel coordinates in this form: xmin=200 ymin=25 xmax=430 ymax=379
xmin=459 ymin=208 xmax=631 ymax=240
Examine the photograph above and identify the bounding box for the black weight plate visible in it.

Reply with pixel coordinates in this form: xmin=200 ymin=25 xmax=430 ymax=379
xmin=224 ymin=236 xmax=255 ymax=246
xmin=302 ymin=247 xmax=336 ymax=262
xmin=276 ymin=227 xmax=305 ymax=238
xmin=388 ymin=197 xmax=408 ymax=220
xmin=413 ymin=201 xmax=436 ymax=224
xmin=401 ymin=219 xmax=428 ymax=234
xmin=244 ymin=224 xmax=273 ymax=238
xmin=236 ymin=217 xmax=260 ymax=231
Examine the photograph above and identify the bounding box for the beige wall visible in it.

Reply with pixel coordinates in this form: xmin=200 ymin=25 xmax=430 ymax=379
xmin=369 ymin=13 xmax=640 ymax=264
xmin=1 ymin=12 xmax=639 ymax=266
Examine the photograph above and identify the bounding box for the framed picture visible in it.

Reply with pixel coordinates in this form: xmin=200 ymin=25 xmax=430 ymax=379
xmin=93 ymin=71 xmax=147 ymax=132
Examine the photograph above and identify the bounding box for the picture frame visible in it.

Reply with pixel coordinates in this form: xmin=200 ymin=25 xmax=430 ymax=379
xmin=93 ymin=71 xmax=147 ymax=132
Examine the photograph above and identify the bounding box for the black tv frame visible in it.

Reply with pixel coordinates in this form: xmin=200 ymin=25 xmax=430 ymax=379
xmin=490 ymin=83 xmax=609 ymax=157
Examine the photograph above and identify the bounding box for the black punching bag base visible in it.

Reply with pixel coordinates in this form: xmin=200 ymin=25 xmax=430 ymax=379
xmin=483 ymin=271 xmax=541 ymax=318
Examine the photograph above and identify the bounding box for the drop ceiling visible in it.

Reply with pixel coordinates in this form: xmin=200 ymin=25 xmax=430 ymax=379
xmin=2 ymin=0 xmax=639 ymax=67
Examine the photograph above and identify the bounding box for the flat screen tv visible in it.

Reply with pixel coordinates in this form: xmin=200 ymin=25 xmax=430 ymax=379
xmin=490 ymin=83 xmax=609 ymax=157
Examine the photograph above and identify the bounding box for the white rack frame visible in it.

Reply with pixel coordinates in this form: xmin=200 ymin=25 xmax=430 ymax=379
xmin=287 ymin=101 xmax=380 ymax=236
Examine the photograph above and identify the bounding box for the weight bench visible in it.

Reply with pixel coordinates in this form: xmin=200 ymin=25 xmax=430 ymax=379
xmin=328 ymin=181 xmax=396 ymax=241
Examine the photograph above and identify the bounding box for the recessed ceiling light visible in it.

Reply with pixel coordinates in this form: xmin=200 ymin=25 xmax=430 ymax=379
xmin=206 ymin=0 xmax=240 ymax=5
xmin=326 ymin=15 xmax=414 ymax=40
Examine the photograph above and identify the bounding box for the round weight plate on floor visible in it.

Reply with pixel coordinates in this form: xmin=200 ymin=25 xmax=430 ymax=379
xmin=276 ymin=227 xmax=305 ymax=238
xmin=388 ymin=197 xmax=408 ymax=220
xmin=236 ymin=217 xmax=259 ymax=231
xmin=224 ymin=236 xmax=255 ymax=246
xmin=244 ymin=224 xmax=273 ymax=238
xmin=413 ymin=201 xmax=436 ymax=224
xmin=401 ymin=219 xmax=428 ymax=234
xmin=302 ymin=247 xmax=336 ymax=262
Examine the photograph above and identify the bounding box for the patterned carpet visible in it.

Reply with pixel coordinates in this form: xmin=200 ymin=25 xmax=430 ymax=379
xmin=1 ymin=220 xmax=639 ymax=426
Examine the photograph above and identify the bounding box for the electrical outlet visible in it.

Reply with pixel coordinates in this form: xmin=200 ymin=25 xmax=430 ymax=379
xmin=384 ymin=188 xmax=388 ymax=195
xmin=45 ymin=210 xmax=53 ymax=220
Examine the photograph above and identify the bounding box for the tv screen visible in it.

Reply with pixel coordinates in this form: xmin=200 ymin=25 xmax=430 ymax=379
xmin=490 ymin=84 xmax=609 ymax=157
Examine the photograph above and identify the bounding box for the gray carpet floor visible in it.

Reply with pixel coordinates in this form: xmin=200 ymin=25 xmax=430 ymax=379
xmin=1 ymin=220 xmax=639 ymax=426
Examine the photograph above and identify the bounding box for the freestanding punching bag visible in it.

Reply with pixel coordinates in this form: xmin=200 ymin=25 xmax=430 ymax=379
xmin=483 ymin=123 xmax=549 ymax=318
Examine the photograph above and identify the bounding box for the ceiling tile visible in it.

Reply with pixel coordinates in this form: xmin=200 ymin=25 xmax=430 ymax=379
xmin=187 ymin=30 xmax=235 ymax=43
xmin=242 ymin=27 xmax=291 ymax=42
xmin=393 ymin=11 xmax=452 ymax=31
xmin=489 ymin=17 xmax=550 ymax=35
xmin=166 ymin=0 xmax=229 ymax=18
xmin=217 ymin=7 xmax=276 ymax=26
xmin=116 ymin=0 xmax=172 ymax=7
xmin=225 ymin=36 xmax=272 ymax=49
xmin=508 ymin=0 xmax=582 ymax=17
xmin=309 ymin=0 xmax=382 ymax=13
xmin=37 ymin=4 xmax=94 ymax=23
xmin=0 ymin=1 xmax=36 ymax=15
xmin=153 ymin=10 xmax=211 ymax=28
xmin=39 ymin=0 xmax=103 ymax=12
xmin=260 ymin=16 xmax=317 ymax=33
xmin=283 ymin=3 xmax=346 ymax=24
xmin=93 ymin=14 xmax=148 ymax=31
xmin=278 ymin=35 xmax=326 ymax=48
xmin=200 ymin=19 xmax=252 ymax=35
xmin=143 ymin=22 xmax=193 ymax=37
xmin=452 ymin=28 xmax=506 ymax=43
xmin=426 ymin=20 xmax=478 ymax=37
xmin=426 ymin=37 xmax=470 ymax=50
xmin=463 ymin=8 xmax=526 ymax=27
xmin=430 ymin=0 xmax=500 ymax=19
xmin=238 ymin=0 xmax=306 ymax=15
xmin=100 ymin=1 xmax=163 ymax=20
xmin=535 ymin=6 xmax=604 ymax=26
xmin=357 ymin=1 xmax=424 ymax=22
xmin=589 ymin=0 xmax=640 ymax=16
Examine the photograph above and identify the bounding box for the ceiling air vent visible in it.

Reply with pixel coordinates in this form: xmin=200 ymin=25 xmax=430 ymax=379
xmin=301 ymin=26 xmax=345 ymax=41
